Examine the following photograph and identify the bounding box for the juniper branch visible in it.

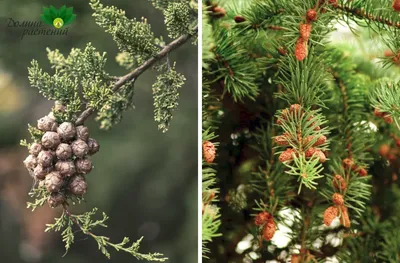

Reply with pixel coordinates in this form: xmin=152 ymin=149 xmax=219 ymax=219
xmin=75 ymin=26 xmax=198 ymax=125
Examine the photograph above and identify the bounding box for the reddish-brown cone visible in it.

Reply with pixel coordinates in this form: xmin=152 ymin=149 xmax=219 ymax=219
xmin=383 ymin=114 xmax=393 ymax=124
xmin=291 ymin=254 xmax=301 ymax=263
xmin=314 ymin=135 xmax=327 ymax=146
xmin=234 ymin=16 xmax=246 ymax=23
xmin=343 ymin=158 xmax=355 ymax=169
xmin=279 ymin=148 xmax=295 ymax=162
xmin=295 ymin=38 xmax=307 ymax=61
xmin=299 ymin=23 xmax=312 ymax=41
xmin=333 ymin=174 xmax=347 ymax=191
xmin=262 ymin=218 xmax=276 ymax=241
xmin=203 ymin=141 xmax=216 ymax=163
xmin=305 ymin=147 xmax=316 ymax=158
xmin=274 ymin=134 xmax=289 ymax=146
xmin=314 ymin=150 xmax=327 ymax=163
xmin=324 ymin=206 xmax=339 ymax=226
xmin=254 ymin=211 xmax=271 ymax=226
xmin=332 ymin=193 xmax=344 ymax=206
xmin=358 ymin=168 xmax=368 ymax=177
xmin=306 ymin=9 xmax=317 ymax=22
xmin=374 ymin=108 xmax=385 ymax=118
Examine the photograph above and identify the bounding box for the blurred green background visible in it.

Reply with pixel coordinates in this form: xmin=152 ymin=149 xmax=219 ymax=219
xmin=0 ymin=0 xmax=198 ymax=262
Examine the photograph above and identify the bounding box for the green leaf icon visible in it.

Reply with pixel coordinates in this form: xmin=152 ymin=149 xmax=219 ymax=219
xmin=59 ymin=5 xmax=67 ymax=18
xmin=41 ymin=5 xmax=76 ymax=28
xmin=64 ymin=14 xmax=77 ymax=26
xmin=49 ymin=5 xmax=58 ymax=18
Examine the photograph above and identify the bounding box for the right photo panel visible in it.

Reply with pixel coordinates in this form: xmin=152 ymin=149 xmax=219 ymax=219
xmin=202 ymin=0 xmax=400 ymax=262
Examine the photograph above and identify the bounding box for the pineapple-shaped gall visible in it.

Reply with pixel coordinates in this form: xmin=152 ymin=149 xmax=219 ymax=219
xmin=29 ymin=143 xmax=42 ymax=156
xmin=75 ymin=159 xmax=93 ymax=174
xmin=57 ymin=122 xmax=76 ymax=142
xmin=41 ymin=131 xmax=61 ymax=149
xmin=69 ymin=175 xmax=87 ymax=196
xmin=33 ymin=164 xmax=53 ymax=180
xmin=44 ymin=171 xmax=64 ymax=192
xmin=56 ymin=143 xmax=72 ymax=160
xmin=37 ymin=115 xmax=58 ymax=132
xmin=87 ymin=138 xmax=100 ymax=155
xmin=48 ymin=192 xmax=66 ymax=208
xmin=55 ymin=160 xmax=76 ymax=177
xmin=76 ymin=126 xmax=90 ymax=141
xmin=37 ymin=151 xmax=54 ymax=167
xmin=71 ymin=139 xmax=89 ymax=158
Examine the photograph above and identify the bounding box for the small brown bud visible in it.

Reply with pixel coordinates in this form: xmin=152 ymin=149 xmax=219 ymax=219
xmin=383 ymin=114 xmax=393 ymax=124
xmin=332 ymin=193 xmax=344 ymax=206
xmin=279 ymin=148 xmax=295 ymax=162
xmin=328 ymin=0 xmax=338 ymax=7
xmin=54 ymin=101 xmax=66 ymax=112
xmin=75 ymin=158 xmax=93 ymax=175
xmin=314 ymin=135 xmax=327 ymax=146
xmin=277 ymin=47 xmax=288 ymax=56
xmin=24 ymin=155 xmax=37 ymax=170
xmin=37 ymin=151 xmax=54 ymax=167
xmin=55 ymin=160 xmax=76 ymax=177
xmin=342 ymin=158 xmax=354 ymax=169
xmin=76 ymin=126 xmax=90 ymax=141
xmin=374 ymin=108 xmax=385 ymax=117
xmin=274 ymin=134 xmax=289 ymax=146
xmin=29 ymin=143 xmax=42 ymax=156
xmin=255 ymin=211 xmax=271 ymax=226
xmin=290 ymin=104 xmax=302 ymax=113
xmin=47 ymin=192 xmax=66 ymax=208
xmin=305 ymin=147 xmax=316 ymax=158
xmin=213 ymin=7 xmax=226 ymax=17
xmin=41 ymin=131 xmax=61 ymax=149
xmin=291 ymin=254 xmax=301 ymax=263
xmin=37 ymin=116 xmax=58 ymax=132
xmin=87 ymin=138 xmax=100 ymax=155
xmin=323 ymin=206 xmax=338 ymax=226
xmin=358 ymin=168 xmax=368 ymax=176
xmin=69 ymin=175 xmax=87 ymax=196
xmin=314 ymin=150 xmax=326 ymax=163
xmin=306 ymin=9 xmax=317 ymax=22
xmin=333 ymin=174 xmax=347 ymax=191
xmin=45 ymin=171 xmax=64 ymax=192
xmin=57 ymin=122 xmax=76 ymax=142
xmin=71 ymin=139 xmax=89 ymax=158
xmin=262 ymin=218 xmax=276 ymax=241
xmin=33 ymin=164 xmax=53 ymax=180
xmin=234 ymin=16 xmax=246 ymax=23
xmin=56 ymin=143 xmax=72 ymax=160
xmin=203 ymin=141 xmax=216 ymax=163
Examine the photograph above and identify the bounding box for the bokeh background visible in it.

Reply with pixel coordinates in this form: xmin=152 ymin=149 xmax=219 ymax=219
xmin=0 ymin=0 xmax=197 ymax=262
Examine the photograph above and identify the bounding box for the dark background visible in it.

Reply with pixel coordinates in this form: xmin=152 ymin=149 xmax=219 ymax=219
xmin=0 ymin=0 xmax=198 ymax=262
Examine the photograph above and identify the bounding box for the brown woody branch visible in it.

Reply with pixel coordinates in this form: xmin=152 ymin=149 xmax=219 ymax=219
xmin=75 ymin=26 xmax=198 ymax=125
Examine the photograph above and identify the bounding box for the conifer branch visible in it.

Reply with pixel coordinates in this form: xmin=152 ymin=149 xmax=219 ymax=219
xmin=334 ymin=4 xmax=400 ymax=29
xmin=75 ymin=26 xmax=198 ymax=125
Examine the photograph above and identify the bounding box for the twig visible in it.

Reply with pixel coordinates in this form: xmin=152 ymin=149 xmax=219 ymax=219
xmin=75 ymin=26 xmax=198 ymax=125
xmin=334 ymin=5 xmax=400 ymax=29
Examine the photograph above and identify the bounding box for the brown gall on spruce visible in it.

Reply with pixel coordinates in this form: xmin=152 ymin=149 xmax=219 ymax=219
xmin=279 ymin=148 xmax=295 ymax=162
xmin=295 ymin=38 xmax=307 ymax=61
xmin=262 ymin=218 xmax=276 ymax=241
xmin=332 ymin=193 xmax=344 ymax=206
xmin=323 ymin=206 xmax=339 ymax=226
xmin=254 ymin=211 xmax=271 ymax=226
xmin=306 ymin=9 xmax=317 ymax=22
xmin=203 ymin=140 xmax=216 ymax=163
xmin=333 ymin=174 xmax=347 ymax=191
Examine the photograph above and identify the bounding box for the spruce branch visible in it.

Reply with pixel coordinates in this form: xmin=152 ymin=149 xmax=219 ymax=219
xmin=75 ymin=27 xmax=198 ymax=126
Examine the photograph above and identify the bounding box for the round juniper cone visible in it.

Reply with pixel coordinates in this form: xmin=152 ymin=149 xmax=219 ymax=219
xmin=76 ymin=126 xmax=89 ymax=141
xmin=87 ymin=138 xmax=100 ymax=155
xmin=41 ymin=131 xmax=61 ymax=149
xmin=75 ymin=158 xmax=92 ymax=174
xmin=57 ymin=122 xmax=76 ymax=142
xmin=37 ymin=115 xmax=58 ymax=132
xmin=47 ymin=192 xmax=66 ymax=208
xmin=33 ymin=164 xmax=53 ymax=180
xmin=69 ymin=175 xmax=87 ymax=196
xmin=37 ymin=150 xmax=54 ymax=167
xmin=23 ymin=155 xmax=37 ymax=170
xmin=56 ymin=143 xmax=72 ymax=160
xmin=44 ymin=171 xmax=64 ymax=192
xmin=55 ymin=160 xmax=76 ymax=177
xmin=71 ymin=139 xmax=89 ymax=158
xmin=29 ymin=143 xmax=42 ymax=156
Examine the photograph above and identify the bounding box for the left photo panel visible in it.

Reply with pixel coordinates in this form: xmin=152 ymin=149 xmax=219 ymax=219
xmin=0 ymin=1 xmax=198 ymax=263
